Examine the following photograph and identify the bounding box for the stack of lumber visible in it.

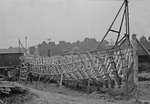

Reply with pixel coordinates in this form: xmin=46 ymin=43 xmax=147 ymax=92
xmin=0 ymin=81 xmax=27 ymax=95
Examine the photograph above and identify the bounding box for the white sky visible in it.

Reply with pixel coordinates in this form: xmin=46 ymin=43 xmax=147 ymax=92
xmin=0 ymin=0 xmax=150 ymax=48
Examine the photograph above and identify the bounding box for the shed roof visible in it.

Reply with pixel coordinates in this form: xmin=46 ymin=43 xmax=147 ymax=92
xmin=0 ymin=49 xmax=23 ymax=54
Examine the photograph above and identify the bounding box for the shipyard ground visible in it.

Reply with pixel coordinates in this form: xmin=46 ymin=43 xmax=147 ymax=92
xmin=18 ymin=82 xmax=150 ymax=104
xmin=2 ymin=82 xmax=150 ymax=104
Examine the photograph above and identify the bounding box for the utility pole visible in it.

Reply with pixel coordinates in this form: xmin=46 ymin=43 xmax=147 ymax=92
xmin=18 ymin=39 xmax=21 ymax=53
xmin=48 ymin=38 xmax=51 ymax=57
xmin=25 ymin=36 xmax=28 ymax=53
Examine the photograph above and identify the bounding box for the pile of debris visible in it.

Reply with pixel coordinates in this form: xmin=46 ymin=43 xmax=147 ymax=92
xmin=0 ymin=81 xmax=32 ymax=104
xmin=0 ymin=81 xmax=26 ymax=95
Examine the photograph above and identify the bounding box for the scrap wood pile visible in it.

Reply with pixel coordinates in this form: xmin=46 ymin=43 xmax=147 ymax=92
xmin=0 ymin=81 xmax=30 ymax=104
xmin=0 ymin=81 xmax=27 ymax=95
xmin=0 ymin=89 xmax=34 ymax=104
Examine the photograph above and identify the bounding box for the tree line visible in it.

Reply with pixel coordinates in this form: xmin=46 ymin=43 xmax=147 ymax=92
xmin=29 ymin=37 xmax=110 ymax=56
xmin=26 ymin=35 xmax=150 ymax=56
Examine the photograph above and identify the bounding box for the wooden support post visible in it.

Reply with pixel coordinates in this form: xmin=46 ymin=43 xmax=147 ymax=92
xmin=87 ymin=79 xmax=91 ymax=93
xmin=59 ymin=74 xmax=63 ymax=87
xmin=132 ymin=34 xmax=139 ymax=100
xmin=132 ymin=34 xmax=138 ymax=85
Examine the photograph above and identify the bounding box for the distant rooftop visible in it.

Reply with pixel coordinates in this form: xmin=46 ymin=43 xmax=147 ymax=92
xmin=0 ymin=48 xmax=23 ymax=54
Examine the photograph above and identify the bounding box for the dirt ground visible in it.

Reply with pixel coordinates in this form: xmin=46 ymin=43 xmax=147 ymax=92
xmin=4 ymin=81 xmax=150 ymax=104
xmin=19 ymin=82 xmax=138 ymax=104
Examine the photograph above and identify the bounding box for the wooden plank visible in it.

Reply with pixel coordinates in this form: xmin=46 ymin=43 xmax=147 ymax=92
xmin=138 ymin=81 xmax=150 ymax=84
xmin=138 ymin=73 xmax=150 ymax=78
xmin=85 ymin=52 xmax=99 ymax=78
xmin=71 ymin=71 xmax=80 ymax=80
xmin=59 ymin=74 xmax=63 ymax=87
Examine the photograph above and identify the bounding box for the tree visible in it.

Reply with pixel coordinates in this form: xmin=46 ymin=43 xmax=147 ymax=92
xmin=140 ymin=36 xmax=149 ymax=49
xmin=38 ymin=41 xmax=48 ymax=56
xmin=97 ymin=40 xmax=109 ymax=50
xmin=29 ymin=46 xmax=35 ymax=55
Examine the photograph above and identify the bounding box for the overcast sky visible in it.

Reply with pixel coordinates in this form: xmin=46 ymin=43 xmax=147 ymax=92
xmin=0 ymin=0 xmax=150 ymax=48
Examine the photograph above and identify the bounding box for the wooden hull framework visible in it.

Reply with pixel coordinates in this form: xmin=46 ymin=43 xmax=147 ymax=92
xmin=24 ymin=47 xmax=133 ymax=89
